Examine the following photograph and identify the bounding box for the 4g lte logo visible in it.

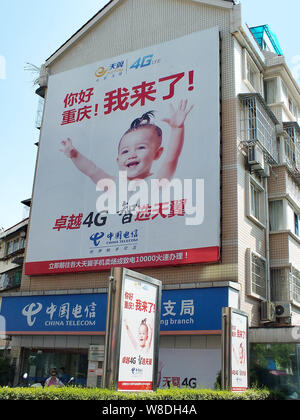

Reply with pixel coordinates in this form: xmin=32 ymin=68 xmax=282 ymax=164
xmin=129 ymin=54 xmax=161 ymax=70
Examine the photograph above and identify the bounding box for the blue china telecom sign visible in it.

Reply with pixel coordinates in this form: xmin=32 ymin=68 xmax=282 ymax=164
xmin=0 ymin=287 xmax=229 ymax=335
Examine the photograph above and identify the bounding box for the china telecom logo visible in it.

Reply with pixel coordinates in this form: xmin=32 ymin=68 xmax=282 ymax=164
xmin=22 ymin=303 xmax=43 ymax=327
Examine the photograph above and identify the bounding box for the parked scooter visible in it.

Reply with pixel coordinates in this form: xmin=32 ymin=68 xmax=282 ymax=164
xmin=19 ymin=373 xmax=75 ymax=388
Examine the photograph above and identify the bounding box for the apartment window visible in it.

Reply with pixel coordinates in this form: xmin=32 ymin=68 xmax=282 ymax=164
xmin=240 ymin=94 xmax=278 ymax=163
xmin=250 ymin=183 xmax=260 ymax=219
xmin=246 ymin=60 xmax=260 ymax=91
xmin=5 ymin=236 xmax=25 ymax=256
xmin=252 ymin=254 xmax=267 ymax=298
xmin=271 ymin=267 xmax=300 ymax=305
xmin=247 ymin=62 xmax=256 ymax=87
xmin=290 ymin=268 xmax=300 ymax=304
xmin=269 ymin=200 xmax=284 ymax=231
xmin=271 ymin=268 xmax=290 ymax=302
xmin=243 ymin=49 xmax=261 ymax=93
xmin=0 ymin=269 xmax=22 ymax=291
xmin=281 ymin=80 xmax=299 ymax=119
xmin=7 ymin=240 xmax=14 ymax=255
xmin=247 ymin=249 xmax=267 ymax=300
xmin=264 ymin=78 xmax=278 ymax=104
xmin=289 ymin=97 xmax=298 ymax=118
xmin=281 ymin=80 xmax=289 ymax=105
xmin=294 ymin=212 xmax=299 ymax=236
xmin=283 ymin=123 xmax=300 ymax=172
xmin=247 ymin=175 xmax=265 ymax=226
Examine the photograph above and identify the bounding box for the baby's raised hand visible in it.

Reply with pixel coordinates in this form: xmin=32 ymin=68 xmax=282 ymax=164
xmin=60 ymin=138 xmax=74 ymax=158
xmin=162 ymin=100 xmax=193 ymax=128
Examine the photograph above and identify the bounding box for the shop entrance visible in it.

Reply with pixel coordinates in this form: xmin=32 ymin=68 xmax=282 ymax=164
xmin=21 ymin=348 xmax=88 ymax=386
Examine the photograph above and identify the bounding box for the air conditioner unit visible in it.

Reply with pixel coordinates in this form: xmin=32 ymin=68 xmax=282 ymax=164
xmin=260 ymin=301 xmax=276 ymax=322
xmin=258 ymin=163 xmax=270 ymax=178
xmin=275 ymin=301 xmax=291 ymax=318
xmin=248 ymin=144 xmax=265 ymax=171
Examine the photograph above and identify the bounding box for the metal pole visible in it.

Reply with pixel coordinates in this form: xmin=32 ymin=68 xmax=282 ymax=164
xmin=103 ymin=267 xmax=123 ymax=389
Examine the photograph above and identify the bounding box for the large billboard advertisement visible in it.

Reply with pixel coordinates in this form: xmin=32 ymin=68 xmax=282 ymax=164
xmin=25 ymin=28 xmax=220 ymax=275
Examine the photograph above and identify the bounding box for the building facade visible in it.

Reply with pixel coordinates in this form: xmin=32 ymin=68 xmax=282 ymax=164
xmin=1 ymin=0 xmax=300 ymax=393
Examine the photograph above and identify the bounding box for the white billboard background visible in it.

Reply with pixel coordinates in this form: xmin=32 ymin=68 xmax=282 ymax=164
xmin=25 ymin=28 xmax=220 ymax=273
xmin=158 ymin=348 xmax=221 ymax=389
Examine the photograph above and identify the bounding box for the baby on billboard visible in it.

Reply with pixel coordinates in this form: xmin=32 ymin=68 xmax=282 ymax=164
xmin=123 ymin=317 xmax=154 ymax=354
xmin=60 ymin=100 xmax=193 ymax=183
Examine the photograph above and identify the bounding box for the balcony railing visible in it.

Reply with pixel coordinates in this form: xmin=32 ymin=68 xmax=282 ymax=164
xmin=239 ymin=93 xmax=279 ymax=164
xmin=282 ymin=122 xmax=300 ymax=176
xmin=0 ymin=270 xmax=22 ymax=291
xmin=271 ymin=266 xmax=300 ymax=305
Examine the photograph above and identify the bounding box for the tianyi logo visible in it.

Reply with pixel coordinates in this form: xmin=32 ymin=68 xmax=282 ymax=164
xmin=95 ymin=60 xmax=125 ymax=80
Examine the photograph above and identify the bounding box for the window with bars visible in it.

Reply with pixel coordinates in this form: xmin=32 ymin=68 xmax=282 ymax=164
xmin=0 ymin=270 xmax=22 ymax=291
xmin=252 ymin=253 xmax=267 ymax=298
xmin=240 ymin=94 xmax=278 ymax=163
xmin=290 ymin=268 xmax=300 ymax=304
xmin=271 ymin=267 xmax=300 ymax=305
xmin=247 ymin=249 xmax=267 ymax=300
xmin=282 ymin=123 xmax=300 ymax=172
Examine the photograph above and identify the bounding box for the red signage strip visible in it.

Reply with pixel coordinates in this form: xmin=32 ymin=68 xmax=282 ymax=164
xmin=25 ymin=246 xmax=220 ymax=276
xmin=118 ymin=381 xmax=153 ymax=391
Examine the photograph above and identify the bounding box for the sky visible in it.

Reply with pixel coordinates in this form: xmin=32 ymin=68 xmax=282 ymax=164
xmin=0 ymin=0 xmax=299 ymax=231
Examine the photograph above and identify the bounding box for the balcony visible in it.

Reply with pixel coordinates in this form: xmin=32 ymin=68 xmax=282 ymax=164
xmin=271 ymin=266 xmax=300 ymax=307
xmin=281 ymin=122 xmax=300 ymax=181
xmin=239 ymin=93 xmax=279 ymax=164
xmin=0 ymin=269 xmax=22 ymax=292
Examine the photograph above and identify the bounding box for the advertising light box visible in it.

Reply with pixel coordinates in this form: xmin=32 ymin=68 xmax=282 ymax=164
xmin=116 ymin=270 xmax=161 ymax=391
xmin=25 ymin=28 xmax=220 ymax=275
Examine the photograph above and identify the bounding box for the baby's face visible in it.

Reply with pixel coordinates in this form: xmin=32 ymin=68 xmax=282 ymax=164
xmin=138 ymin=324 xmax=148 ymax=348
xmin=117 ymin=127 xmax=162 ymax=180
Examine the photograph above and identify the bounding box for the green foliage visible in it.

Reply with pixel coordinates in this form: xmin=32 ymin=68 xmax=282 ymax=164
xmin=0 ymin=386 xmax=282 ymax=400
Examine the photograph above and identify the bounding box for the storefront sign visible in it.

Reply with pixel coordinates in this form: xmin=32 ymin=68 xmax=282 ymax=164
xmin=0 ymin=286 xmax=231 ymax=335
xmin=25 ymin=27 xmax=220 ymax=276
xmin=160 ymin=287 xmax=228 ymax=333
xmin=0 ymin=293 xmax=107 ymax=335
